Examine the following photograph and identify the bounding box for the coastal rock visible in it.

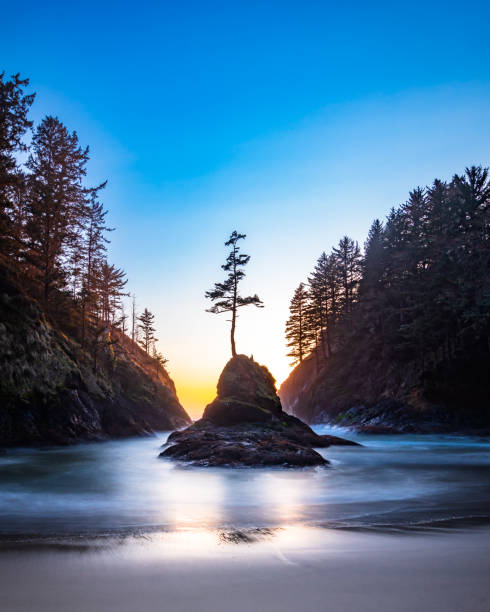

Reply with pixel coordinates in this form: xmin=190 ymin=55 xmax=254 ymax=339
xmin=160 ymin=355 xmax=359 ymax=467
xmin=0 ymin=266 xmax=191 ymax=446
xmin=279 ymin=336 xmax=490 ymax=433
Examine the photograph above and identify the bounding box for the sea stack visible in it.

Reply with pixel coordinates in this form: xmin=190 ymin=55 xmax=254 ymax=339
xmin=160 ymin=355 xmax=358 ymax=467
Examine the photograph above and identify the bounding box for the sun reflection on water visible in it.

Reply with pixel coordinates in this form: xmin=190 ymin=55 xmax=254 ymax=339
xmin=255 ymin=471 xmax=314 ymax=524
xmin=157 ymin=467 xmax=226 ymax=530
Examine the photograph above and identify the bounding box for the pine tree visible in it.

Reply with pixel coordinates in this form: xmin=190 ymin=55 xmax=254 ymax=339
xmin=152 ymin=343 xmax=168 ymax=375
xmin=285 ymin=283 xmax=313 ymax=365
xmin=80 ymin=194 xmax=112 ymax=343
xmin=0 ymin=73 xmax=34 ymax=259
xmin=97 ymin=261 xmax=127 ymax=325
xmin=308 ymin=252 xmax=340 ymax=357
xmin=361 ymin=219 xmax=385 ymax=292
xmin=25 ymin=116 xmax=90 ymax=305
xmin=205 ymin=230 xmax=263 ymax=357
xmin=333 ymin=236 xmax=362 ymax=315
xmin=138 ymin=308 xmax=156 ymax=354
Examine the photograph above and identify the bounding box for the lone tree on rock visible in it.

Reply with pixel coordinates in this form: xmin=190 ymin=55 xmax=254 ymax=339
xmin=205 ymin=230 xmax=263 ymax=357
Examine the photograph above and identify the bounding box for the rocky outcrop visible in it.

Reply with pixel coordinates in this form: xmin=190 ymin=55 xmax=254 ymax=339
xmin=279 ymin=343 xmax=490 ymax=433
xmin=160 ymin=355 xmax=358 ymax=467
xmin=0 ymin=268 xmax=190 ymax=446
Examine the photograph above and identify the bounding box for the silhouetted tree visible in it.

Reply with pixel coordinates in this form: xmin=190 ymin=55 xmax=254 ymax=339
xmin=285 ymin=283 xmax=313 ymax=365
xmin=205 ymin=230 xmax=263 ymax=357
xmin=80 ymin=194 xmax=111 ymax=344
xmin=98 ymin=261 xmax=127 ymax=324
xmin=25 ymin=116 xmax=91 ymax=305
xmin=152 ymin=343 xmax=168 ymax=375
xmin=138 ymin=308 xmax=156 ymax=354
xmin=333 ymin=236 xmax=361 ymax=316
xmin=308 ymin=252 xmax=340 ymax=357
xmin=0 ymin=73 xmax=34 ymax=259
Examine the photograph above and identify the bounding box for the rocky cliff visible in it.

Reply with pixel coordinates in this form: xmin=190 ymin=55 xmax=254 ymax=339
xmin=279 ymin=342 xmax=490 ymax=433
xmin=0 ymin=267 xmax=190 ymax=446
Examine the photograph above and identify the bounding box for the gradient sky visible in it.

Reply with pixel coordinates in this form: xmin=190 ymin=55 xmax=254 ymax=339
xmin=3 ymin=1 xmax=490 ymax=416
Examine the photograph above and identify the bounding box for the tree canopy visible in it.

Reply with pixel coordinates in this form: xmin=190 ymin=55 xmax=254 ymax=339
xmin=206 ymin=230 xmax=263 ymax=357
xmin=0 ymin=71 xmax=167 ymax=375
xmin=285 ymin=167 xmax=490 ymax=389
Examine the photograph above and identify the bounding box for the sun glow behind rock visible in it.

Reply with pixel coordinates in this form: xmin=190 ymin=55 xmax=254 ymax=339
xmin=172 ymin=351 xmax=293 ymax=420
xmin=174 ymin=379 xmax=217 ymax=420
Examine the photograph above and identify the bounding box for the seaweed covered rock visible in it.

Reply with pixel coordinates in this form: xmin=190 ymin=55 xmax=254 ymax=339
xmin=160 ymin=355 xmax=359 ymax=467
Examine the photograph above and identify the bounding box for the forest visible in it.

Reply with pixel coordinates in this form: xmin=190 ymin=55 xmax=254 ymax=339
xmin=284 ymin=165 xmax=490 ymax=425
xmin=0 ymin=72 xmax=164 ymax=371
xmin=286 ymin=167 xmax=490 ymax=368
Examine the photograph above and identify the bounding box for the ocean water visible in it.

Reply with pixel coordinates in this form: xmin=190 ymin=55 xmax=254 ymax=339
xmin=0 ymin=426 xmax=489 ymax=536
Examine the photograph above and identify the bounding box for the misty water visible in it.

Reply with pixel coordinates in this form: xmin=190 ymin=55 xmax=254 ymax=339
xmin=0 ymin=427 xmax=489 ymax=537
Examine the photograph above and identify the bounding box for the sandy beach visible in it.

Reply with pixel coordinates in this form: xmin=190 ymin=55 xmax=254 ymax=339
xmin=1 ymin=526 xmax=489 ymax=611
xmin=1 ymin=433 xmax=489 ymax=611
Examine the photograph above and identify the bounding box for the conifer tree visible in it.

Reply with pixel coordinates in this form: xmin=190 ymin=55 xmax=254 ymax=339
xmin=25 ymin=116 xmax=91 ymax=305
xmin=98 ymin=261 xmax=127 ymax=324
xmin=361 ymin=219 xmax=385 ymax=292
xmin=205 ymin=230 xmax=263 ymax=357
xmin=138 ymin=308 xmax=156 ymax=354
xmin=333 ymin=236 xmax=362 ymax=315
xmin=285 ymin=283 xmax=313 ymax=365
xmin=80 ymin=195 xmax=111 ymax=343
xmin=308 ymin=252 xmax=340 ymax=357
xmin=0 ymin=73 xmax=34 ymax=258
xmin=152 ymin=343 xmax=168 ymax=375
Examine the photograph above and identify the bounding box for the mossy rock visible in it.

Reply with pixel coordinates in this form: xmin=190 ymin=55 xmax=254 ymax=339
xmin=204 ymin=355 xmax=282 ymax=424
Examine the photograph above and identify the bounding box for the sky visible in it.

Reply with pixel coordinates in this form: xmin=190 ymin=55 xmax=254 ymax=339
xmin=3 ymin=0 xmax=490 ymax=417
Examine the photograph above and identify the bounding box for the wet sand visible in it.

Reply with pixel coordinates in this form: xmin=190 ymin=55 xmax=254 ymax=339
xmin=1 ymin=526 xmax=489 ymax=611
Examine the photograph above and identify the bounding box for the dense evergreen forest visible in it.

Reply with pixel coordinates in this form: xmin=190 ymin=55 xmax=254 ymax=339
xmin=0 ymin=72 xmax=189 ymax=445
xmin=282 ymin=167 xmax=490 ymax=429
xmin=0 ymin=72 xmax=165 ymax=368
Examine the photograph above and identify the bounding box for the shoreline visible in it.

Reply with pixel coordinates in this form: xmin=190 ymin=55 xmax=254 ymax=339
xmin=1 ymin=525 xmax=489 ymax=611
xmin=2 ymin=515 xmax=490 ymax=549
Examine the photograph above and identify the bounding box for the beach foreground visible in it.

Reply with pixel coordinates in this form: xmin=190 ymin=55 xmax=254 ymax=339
xmin=1 ymin=526 xmax=489 ymax=612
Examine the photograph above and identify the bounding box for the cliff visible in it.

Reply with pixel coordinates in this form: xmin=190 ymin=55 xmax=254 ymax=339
xmin=279 ymin=341 xmax=490 ymax=433
xmin=0 ymin=267 xmax=190 ymax=446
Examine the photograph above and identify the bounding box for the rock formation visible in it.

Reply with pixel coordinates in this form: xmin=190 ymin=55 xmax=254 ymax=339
xmin=0 ymin=268 xmax=190 ymax=446
xmin=279 ymin=347 xmax=490 ymax=433
xmin=160 ymin=355 xmax=358 ymax=467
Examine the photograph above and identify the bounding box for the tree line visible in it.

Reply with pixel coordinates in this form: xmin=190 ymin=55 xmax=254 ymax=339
xmin=0 ymin=72 xmax=166 ymax=370
xmin=286 ymin=167 xmax=490 ymax=374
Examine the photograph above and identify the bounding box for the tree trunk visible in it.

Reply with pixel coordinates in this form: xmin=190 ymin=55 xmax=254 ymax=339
xmin=231 ymin=310 xmax=237 ymax=357
xmin=231 ymin=243 xmax=238 ymax=357
xmin=81 ymin=299 xmax=86 ymax=347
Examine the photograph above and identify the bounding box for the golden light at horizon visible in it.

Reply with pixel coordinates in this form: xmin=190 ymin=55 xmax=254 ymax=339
xmin=175 ymin=380 xmax=216 ymax=419
xmin=172 ymin=356 xmax=293 ymax=420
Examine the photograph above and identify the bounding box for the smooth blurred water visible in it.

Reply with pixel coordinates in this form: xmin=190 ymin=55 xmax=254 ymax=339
xmin=0 ymin=426 xmax=489 ymax=535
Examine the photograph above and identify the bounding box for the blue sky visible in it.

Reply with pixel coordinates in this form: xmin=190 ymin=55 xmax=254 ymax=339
xmin=3 ymin=0 xmax=490 ymax=415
